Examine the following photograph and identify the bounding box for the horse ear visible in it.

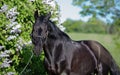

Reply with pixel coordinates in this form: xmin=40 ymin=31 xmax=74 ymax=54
xmin=44 ymin=12 xmax=51 ymax=22
xmin=34 ymin=10 xmax=39 ymax=19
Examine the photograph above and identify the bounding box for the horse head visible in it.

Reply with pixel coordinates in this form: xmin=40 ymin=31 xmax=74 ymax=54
xmin=30 ymin=10 xmax=51 ymax=56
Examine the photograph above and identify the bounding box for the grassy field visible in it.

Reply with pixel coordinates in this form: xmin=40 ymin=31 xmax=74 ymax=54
xmin=68 ymin=33 xmax=120 ymax=66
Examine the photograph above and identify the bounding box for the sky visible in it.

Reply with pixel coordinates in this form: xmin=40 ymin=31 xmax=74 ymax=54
xmin=55 ymin=0 xmax=91 ymax=23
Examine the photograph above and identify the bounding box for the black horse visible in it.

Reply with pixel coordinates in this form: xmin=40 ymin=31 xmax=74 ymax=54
xmin=30 ymin=10 xmax=120 ymax=75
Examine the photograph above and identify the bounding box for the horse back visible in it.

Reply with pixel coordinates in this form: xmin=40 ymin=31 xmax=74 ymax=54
xmin=76 ymin=40 xmax=113 ymax=65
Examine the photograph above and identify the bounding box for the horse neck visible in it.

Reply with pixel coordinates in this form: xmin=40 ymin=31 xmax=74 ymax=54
xmin=43 ymin=21 xmax=71 ymax=58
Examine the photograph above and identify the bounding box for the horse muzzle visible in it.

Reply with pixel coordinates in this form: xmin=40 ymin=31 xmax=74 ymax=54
xmin=33 ymin=45 xmax=43 ymax=56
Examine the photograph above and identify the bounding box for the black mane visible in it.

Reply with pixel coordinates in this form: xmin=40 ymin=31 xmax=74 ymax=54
xmin=47 ymin=20 xmax=71 ymax=40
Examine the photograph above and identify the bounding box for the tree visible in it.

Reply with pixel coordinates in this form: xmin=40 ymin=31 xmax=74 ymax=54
xmin=63 ymin=19 xmax=84 ymax=32
xmin=72 ymin=0 xmax=120 ymax=22
xmin=63 ymin=18 xmax=107 ymax=33
xmin=112 ymin=18 xmax=120 ymax=48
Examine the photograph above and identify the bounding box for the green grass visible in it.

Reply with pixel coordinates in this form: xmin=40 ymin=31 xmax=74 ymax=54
xmin=68 ymin=33 xmax=120 ymax=66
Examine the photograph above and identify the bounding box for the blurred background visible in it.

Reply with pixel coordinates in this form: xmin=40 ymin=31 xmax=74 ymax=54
xmin=0 ymin=0 xmax=120 ymax=75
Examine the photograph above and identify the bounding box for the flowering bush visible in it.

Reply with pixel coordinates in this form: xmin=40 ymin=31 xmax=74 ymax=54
xmin=0 ymin=0 xmax=62 ymax=74
xmin=0 ymin=4 xmax=20 ymax=75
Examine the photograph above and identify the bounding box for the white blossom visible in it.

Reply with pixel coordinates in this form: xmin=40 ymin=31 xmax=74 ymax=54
xmin=12 ymin=24 xmax=21 ymax=30
xmin=15 ymin=38 xmax=25 ymax=51
xmin=0 ymin=4 xmax=8 ymax=12
xmin=0 ymin=52 xmax=9 ymax=58
xmin=10 ymin=16 xmax=17 ymax=22
xmin=1 ymin=62 xmax=10 ymax=68
xmin=4 ymin=50 xmax=11 ymax=54
xmin=16 ymin=44 xmax=22 ymax=51
xmin=7 ymin=72 xmax=15 ymax=75
xmin=6 ymin=7 xmax=19 ymax=19
xmin=7 ymin=35 xmax=16 ymax=41
xmin=7 ymin=22 xmax=18 ymax=29
xmin=0 ymin=58 xmax=12 ymax=68
xmin=0 ymin=46 xmax=5 ymax=50
xmin=52 ymin=17 xmax=58 ymax=21
xmin=42 ymin=0 xmax=56 ymax=9
xmin=10 ymin=24 xmax=21 ymax=34
xmin=10 ymin=29 xmax=21 ymax=34
xmin=57 ymin=24 xmax=66 ymax=31
xmin=17 ymin=38 xmax=25 ymax=45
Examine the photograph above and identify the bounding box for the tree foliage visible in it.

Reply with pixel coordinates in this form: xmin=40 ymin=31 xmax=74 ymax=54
xmin=63 ymin=18 xmax=107 ymax=34
xmin=112 ymin=18 xmax=120 ymax=48
xmin=72 ymin=0 xmax=120 ymax=22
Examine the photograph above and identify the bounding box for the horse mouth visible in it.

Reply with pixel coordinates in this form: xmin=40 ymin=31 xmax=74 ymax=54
xmin=33 ymin=46 xmax=43 ymax=56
